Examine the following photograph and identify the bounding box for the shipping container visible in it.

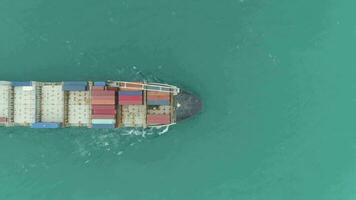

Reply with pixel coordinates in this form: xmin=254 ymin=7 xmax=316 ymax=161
xmin=0 ymin=81 xmax=12 ymax=86
xmin=63 ymin=85 xmax=87 ymax=91
xmin=121 ymin=105 xmax=146 ymax=127
xmin=41 ymin=85 xmax=64 ymax=123
xmin=92 ymin=105 xmax=116 ymax=109
xmin=14 ymin=86 xmax=36 ymax=124
xmin=91 ymin=90 xmax=115 ymax=96
xmin=92 ymin=124 xmax=115 ymax=129
xmin=91 ymin=98 xmax=115 ymax=105
xmin=92 ymin=114 xmax=116 ymax=119
xmin=119 ymin=96 xmax=142 ymax=101
xmin=31 ymin=122 xmax=61 ymax=129
xmin=12 ymin=81 xmax=32 ymax=87
xmin=91 ymin=99 xmax=115 ymax=105
xmin=0 ymin=117 xmax=7 ymax=123
xmin=91 ymin=119 xmax=116 ymax=124
xmin=68 ymin=91 xmax=91 ymax=126
xmin=147 ymin=114 xmax=170 ymax=125
xmin=94 ymin=82 xmax=106 ymax=86
xmin=63 ymin=81 xmax=87 ymax=86
xmin=92 ymin=96 xmax=115 ymax=100
xmin=92 ymin=109 xmax=116 ymax=115
xmin=147 ymin=100 xmax=170 ymax=105
xmin=92 ymin=108 xmax=116 ymax=113
xmin=92 ymin=108 xmax=116 ymax=114
xmin=119 ymin=101 xmax=143 ymax=105
xmin=147 ymin=95 xmax=170 ymax=100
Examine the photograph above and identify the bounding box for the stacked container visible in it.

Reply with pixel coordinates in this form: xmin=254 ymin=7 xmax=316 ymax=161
xmin=0 ymin=81 xmax=13 ymax=125
xmin=13 ymin=82 xmax=37 ymax=125
xmin=147 ymin=114 xmax=171 ymax=125
xmin=118 ymin=91 xmax=143 ymax=105
xmin=41 ymin=85 xmax=64 ymax=123
xmin=67 ymin=91 xmax=90 ymax=126
xmin=91 ymin=86 xmax=116 ymax=128
xmin=118 ymin=87 xmax=145 ymax=127
xmin=146 ymin=91 xmax=171 ymax=125
xmin=0 ymin=117 xmax=7 ymax=124
xmin=147 ymin=91 xmax=170 ymax=105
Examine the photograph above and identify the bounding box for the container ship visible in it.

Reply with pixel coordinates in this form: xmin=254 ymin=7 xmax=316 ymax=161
xmin=0 ymin=81 xmax=201 ymax=129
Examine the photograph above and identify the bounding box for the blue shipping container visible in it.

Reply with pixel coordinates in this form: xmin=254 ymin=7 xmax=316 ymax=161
xmin=31 ymin=122 xmax=61 ymax=129
xmin=118 ymin=91 xmax=143 ymax=96
xmin=91 ymin=119 xmax=116 ymax=124
xmin=63 ymin=81 xmax=87 ymax=86
xmin=11 ymin=81 xmax=32 ymax=87
xmin=92 ymin=124 xmax=115 ymax=129
xmin=94 ymin=81 xmax=106 ymax=86
xmin=147 ymin=100 xmax=170 ymax=105
xmin=63 ymin=85 xmax=87 ymax=91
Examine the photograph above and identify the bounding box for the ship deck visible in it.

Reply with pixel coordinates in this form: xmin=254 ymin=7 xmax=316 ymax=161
xmin=0 ymin=81 xmax=178 ymax=129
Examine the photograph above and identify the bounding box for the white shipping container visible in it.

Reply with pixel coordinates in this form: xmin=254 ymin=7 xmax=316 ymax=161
xmin=14 ymin=86 xmax=36 ymax=124
xmin=41 ymin=85 xmax=64 ymax=123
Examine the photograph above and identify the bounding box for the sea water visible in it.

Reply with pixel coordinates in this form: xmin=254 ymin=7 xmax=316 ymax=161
xmin=1 ymin=0 xmax=356 ymax=199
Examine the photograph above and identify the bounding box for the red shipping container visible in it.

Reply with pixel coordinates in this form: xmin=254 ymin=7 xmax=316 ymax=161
xmin=92 ymin=96 xmax=115 ymax=100
xmin=92 ymin=107 xmax=115 ymax=112
xmin=92 ymin=98 xmax=115 ymax=102
xmin=118 ymin=96 xmax=142 ymax=101
xmin=91 ymin=96 xmax=115 ymax=100
xmin=147 ymin=114 xmax=170 ymax=125
xmin=92 ymin=90 xmax=115 ymax=96
xmin=91 ymin=99 xmax=115 ymax=105
xmin=92 ymin=114 xmax=116 ymax=119
xmin=93 ymin=109 xmax=116 ymax=115
xmin=92 ymin=105 xmax=115 ymax=110
xmin=0 ymin=117 xmax=7 ymax=123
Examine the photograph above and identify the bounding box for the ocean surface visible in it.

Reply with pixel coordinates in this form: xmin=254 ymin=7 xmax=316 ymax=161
xmin=1 ymin=0 xmax=356 ymax=199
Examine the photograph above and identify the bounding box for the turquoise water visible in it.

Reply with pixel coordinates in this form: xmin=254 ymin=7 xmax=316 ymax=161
xmin=1 ymin=0 xmax=356 ymax=199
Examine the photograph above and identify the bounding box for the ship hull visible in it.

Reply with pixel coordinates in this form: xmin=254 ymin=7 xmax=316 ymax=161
xmin=0 ymin=81 xmax=201 ymax=129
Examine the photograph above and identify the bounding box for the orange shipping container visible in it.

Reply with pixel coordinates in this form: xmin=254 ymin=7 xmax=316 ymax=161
xmin=91 ymin=99 xmax=115 ymax=105
xmin=92 ymin=96 xmax=115 ymax=100
xmin=147 ymin=95 xmax=170 ymax=100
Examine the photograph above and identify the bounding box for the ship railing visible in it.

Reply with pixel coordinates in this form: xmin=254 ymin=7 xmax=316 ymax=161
xmin=108 ymin=81 xmax=180 ymax=95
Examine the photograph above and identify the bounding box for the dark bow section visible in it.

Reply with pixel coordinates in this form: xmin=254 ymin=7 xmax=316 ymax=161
xmin=175 ymin=90 xmax=202 ymax=121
